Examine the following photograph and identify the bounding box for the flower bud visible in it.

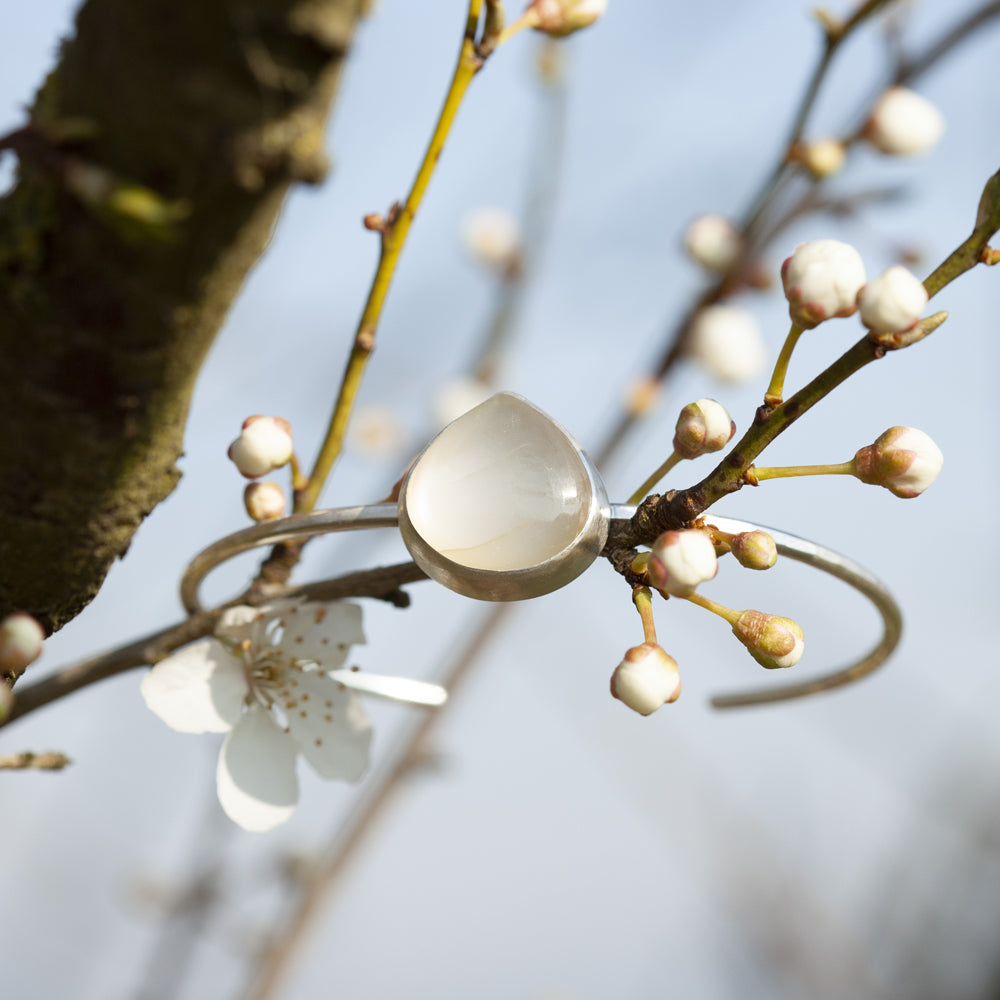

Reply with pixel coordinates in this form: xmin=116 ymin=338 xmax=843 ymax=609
xmin=688 ymin=304 xmax=767 ymax=383
xmin=729 ymin=530 xmax=777 ymax=570
xmin=648 ymin=530 xmax=718 ymax=597
xmin=610 ymin=642 xmax=681 ymax=716
xmin=732 ymin=610 xmax=804 ymax=669
xmin=227 ymin=416 xmax=294 ymax=479
xmin=801 ymin=137 xmax=846 ymax=178
xmin=461 ymin=208 xmax=521 ymax=272
xmin=856 ymin=265 xmax=928 ymax=335
xmin=244 ymin=481 xmax=286 ymax=522
xmin=865 ymin=87 xmax=945 ymax=157
xmin=0 ymin=613 xmax=45 ymax=676
xmin=781 ymin=239 xmax=866 ymax=328
xmin=528 ymin=0 xmax=607 ymax=37
xmin=851 ymin=426 xmax=943 ymax=498
xmin=683 ymin=214 xmax=742 ymax=272
xmin=673 ymin=398 xmax=735 ymax=460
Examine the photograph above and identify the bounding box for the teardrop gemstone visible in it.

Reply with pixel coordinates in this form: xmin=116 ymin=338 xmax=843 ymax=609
xmin=403 ymin=393 xmax=594 ymax=571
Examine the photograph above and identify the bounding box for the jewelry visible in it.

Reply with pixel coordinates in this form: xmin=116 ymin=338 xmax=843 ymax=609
xmin=180 ymin=394 xmax=901 ymax=707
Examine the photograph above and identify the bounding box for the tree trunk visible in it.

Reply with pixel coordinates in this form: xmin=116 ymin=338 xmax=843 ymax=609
xmin=0 ymin=0 xmax=367 ymax=633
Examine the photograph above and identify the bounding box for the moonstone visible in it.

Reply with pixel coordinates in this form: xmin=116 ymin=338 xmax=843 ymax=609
xmin=404 ymin=394 xmax=593 ymax=571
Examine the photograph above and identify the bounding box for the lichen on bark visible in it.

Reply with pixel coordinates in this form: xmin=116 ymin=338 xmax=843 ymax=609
xmin=0 ymin=0 xmax=367 ymax=633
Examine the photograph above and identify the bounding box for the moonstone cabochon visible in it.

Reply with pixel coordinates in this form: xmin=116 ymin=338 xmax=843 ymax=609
xmin=399 ymin=393 xmax=610 ymax=601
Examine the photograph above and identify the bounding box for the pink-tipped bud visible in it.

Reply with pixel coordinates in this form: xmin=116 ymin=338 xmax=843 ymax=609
xmin=732 ymin=610 xmax=804 ymax=669
xmin=673 ymin=398 xmax=735 ymax=460
xmin=610 ymin=642 xmax=681 ymax=716
xmin=683 ymin=214 xmax=742 ymax=272
xmin=648 ymin=530 xmax=718 ymax=597
xmin=244 ymin=481 xmax=286 ymax=522
xmin=856 ymin=265 xmax=928 ymax=335
xmin=0 ymin=612 xmax=45 ymax=676
xmin=851 ymin=426 xmax=943 ymax=498
xmin=730 ymin=530 xmax=777 ymax=570
xmin=227 ymin=416 xmax=293 ymax=479
xmin=528 ymin=0 xmax=607 ymax=36
xmin=688 ymin=305 xmax=767 ymax=383
xmin=801 ymin=138 xmax=846 ymax=178
xmin=865 ymin=87 xmax=944 ymax=157
xmin=781 ymin=239 xmax=867 ymax=329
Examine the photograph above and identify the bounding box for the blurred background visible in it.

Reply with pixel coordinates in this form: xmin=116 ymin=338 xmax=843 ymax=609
xmin=2 ymin=1 xmax=1000 ymax=998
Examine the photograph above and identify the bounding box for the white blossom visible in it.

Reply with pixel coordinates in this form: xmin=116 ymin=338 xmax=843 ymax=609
xmin=866 ymin=87 xmax=945 ymax=157
xmin=781 ymin=239 xmax=866 ymax=329
xmin=688 ymin=304 xmax=767 ymax=383
xmin=857 ymin=265 xmax=928 ymax=335
xmin=683 ymin=214 xmax=742 ymax=272
xmin=142 ymin=600 xmax=373 ymax=832
xmin=801 ymin=138 xmax=846 ymax=178
xmin=610 ymin=642 xmax=681 ymax=716
xmin=852 ymin=426 xmax=943 ymax=498
xmin=227 ymin=416 xmax=294 ymax=479
xmin=648 ymin=530 xmax=718 ymax=597
xmin=673 ymin=398 xmax=735 ymax=460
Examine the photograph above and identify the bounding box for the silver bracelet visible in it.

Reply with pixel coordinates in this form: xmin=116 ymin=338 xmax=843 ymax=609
xmin=182 ymin=393 xmax=902 ymax=709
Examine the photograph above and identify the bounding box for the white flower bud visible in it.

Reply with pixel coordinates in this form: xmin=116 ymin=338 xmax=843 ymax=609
xmin=781 ymin=239 xmax=866 ymax=329
xmin=732 ymin=610 xmax=804 ymax=669
xmin=856 ymin=265 xmax=928 ymax=335
xmin=729 ymin=530 xmax=777 ymax=570
xmin=461 ymin=208 xmax=521 ymax=271
xmin=227 ymin=416 xmax=294 ymax=479
xmin=0 ymin=613 xmax=45 ymax=676
xmin=688 ymin=304 xmax=767 ymax=383
xmin=865 ymin=87 xmax=945 ymax=157
xmin=432 ymin=377 xmax=494 ymax=429
xmin=801 ymin=137 xmax=846 ymax=178
xmin=528 ymin=0 xmax=607 ymax=37
xmin=244 ymin=481 xmax=286 ymax=522
xmin=673 ymin=398 xmax=735 ymax=460
xmin=610 ymin=642 xmax=681 ymax=716
xmin=852 ymin=426 xmax=943 ymax=498
xmin=683 ymin=214 xmax=742 ymax=272
xmin=648 ymin=530 xmax=718 ymax=597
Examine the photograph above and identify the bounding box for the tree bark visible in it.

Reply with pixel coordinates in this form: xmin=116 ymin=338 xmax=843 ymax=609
xmin=0 ymin=0 xmax=367 ymax=633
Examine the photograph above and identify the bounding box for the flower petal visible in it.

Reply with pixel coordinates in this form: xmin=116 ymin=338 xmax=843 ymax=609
xmin=216 ymin=704 xmax=299 ymax=831
xmin=274 ymin=600 xmax=364 ymax=669
xmin=141 ymin=639 xmax=245 ymax=734
xmin=277 ymin=668 xmax=372 ymax=781
xmin=328 ymin=669 xmax=448 ymax=707
xmin=216 ymin=604 xmax=269 ymax=648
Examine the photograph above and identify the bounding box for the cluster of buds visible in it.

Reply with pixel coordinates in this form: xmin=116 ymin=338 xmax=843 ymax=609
xmin=688 ymin=304 xmax=767 ymax=383
xmin=852 ymin=426 xmax=943 ymax=498
xmin=525 ymin=0 xmax=607 ymax=36
xmin=610 ymin=642 xmax=681 ymax=716
xmin=782 ymin=239 xmax=929 ymax=337
xmin=673 ymin=399 xmax=735 ymax=459
xmin=647 ymin=530 xmax=718 ymax=597
xmin=0 ymin=612 xmax=45 ymax=677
